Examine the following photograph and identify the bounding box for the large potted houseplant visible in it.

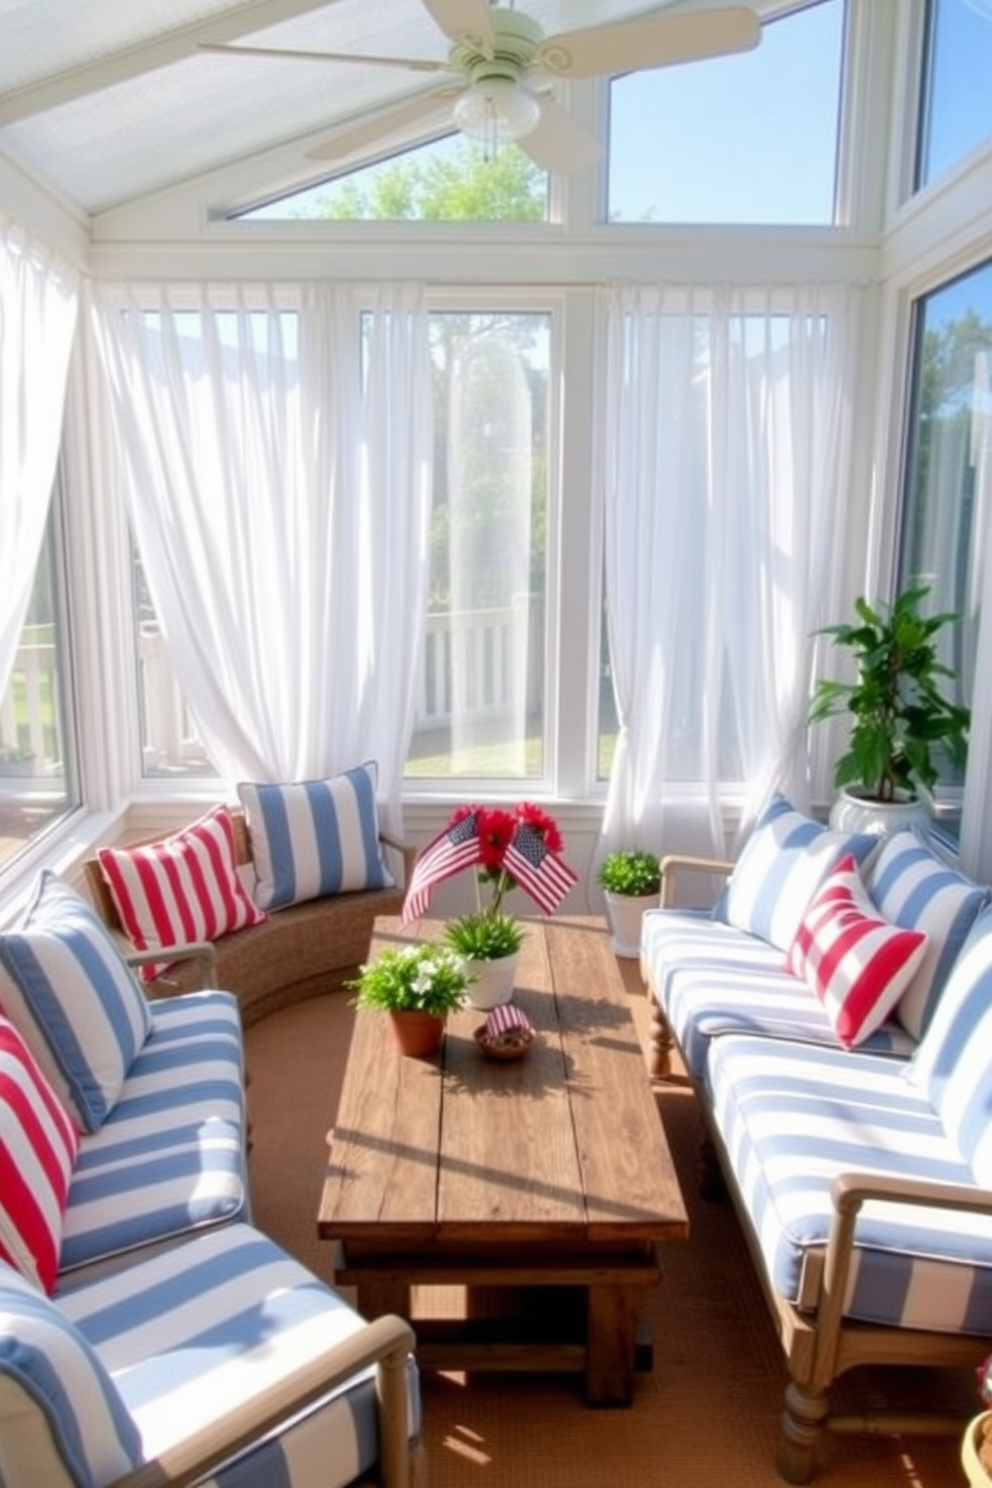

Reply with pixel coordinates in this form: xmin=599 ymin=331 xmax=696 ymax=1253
xmin=809 ymin=584 xmax=970 ymax=836
xmin=347 ymin=942 xmax=472 ymax=1057
xmin=403 ymin=801 xmax=576 ymax=1010
xmin=597 ymin=849 xmax=662 ymax=958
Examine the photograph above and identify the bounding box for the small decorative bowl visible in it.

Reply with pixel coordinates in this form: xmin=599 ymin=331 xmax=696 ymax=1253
xmin=474 ymin=1003 xmax=537 ymax=1061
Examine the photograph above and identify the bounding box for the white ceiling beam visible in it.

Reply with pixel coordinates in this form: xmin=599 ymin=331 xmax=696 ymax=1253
xmin=0 ymin=0 xmax=344 ymax=125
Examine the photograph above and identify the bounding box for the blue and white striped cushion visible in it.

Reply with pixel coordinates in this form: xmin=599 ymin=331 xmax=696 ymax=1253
xmin=0 ymin=1261 xmax=141 ymax=1488
xmin=60 ymin=991 xmax=247 ymax=1272
xmin=706 ymin=1033 xmax=992 ymax=1333
xmin=0 ymin=872 xmax=153 ymax=1133
xmin=712 ymin=795 xmax=876 ymax=952
xmin=238 ymin=764 xmax=393 ymax=911
xmin=867 ymin=828 xmax=990 ymax=1040
xmin=906 ymin=905 xmax=992 ymax=1187
xmin=57 ymin=1224 xmax=420 ymax=1488
xmin=642 ymin=908 xmax=916 ymax=1079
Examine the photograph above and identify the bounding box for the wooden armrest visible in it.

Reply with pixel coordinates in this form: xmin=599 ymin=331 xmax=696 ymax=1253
xmin=804 ymin=1171 xmax=992 ymax=1378
xmin=109 ymin=1313 xmax=417 ymax=1488
xmin=831 ymin=1170 xmax=992 ymax=1220
xmin=125 ymin=941 xmax=218 ymax=991
xmin=659 ymin=854 xmax=736 ymax=908
xmin=380 ymin=830 xmax=417 ymax=889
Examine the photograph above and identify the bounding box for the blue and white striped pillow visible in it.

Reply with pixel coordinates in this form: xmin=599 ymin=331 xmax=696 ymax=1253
xmin=906 ymin=905 xmax=992 ymax=1187
xmin=237 ymin=763 xmax=394 ymax=912
xmin=0 ymin=1262 xmax=142 ymax=1488
xmin=713 ymin=794 xmax=876 ymax=952
xmin=867 ymin=828 xmax=989 ymax=1040
xmin=0 ymin=872 xmax=152 ymax=1133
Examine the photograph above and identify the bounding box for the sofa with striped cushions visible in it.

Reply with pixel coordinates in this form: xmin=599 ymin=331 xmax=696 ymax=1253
xmin=85 ymin=776 xmax=415 ymax=1027
xmin=0 ymin=873 xmax=424 ymax=1488
xmin=639 ymin=800 xmax=992 ymax=1484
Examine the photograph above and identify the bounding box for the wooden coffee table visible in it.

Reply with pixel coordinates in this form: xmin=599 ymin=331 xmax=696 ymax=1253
xmin=318 ymin=913 xmax=688 ymax=1405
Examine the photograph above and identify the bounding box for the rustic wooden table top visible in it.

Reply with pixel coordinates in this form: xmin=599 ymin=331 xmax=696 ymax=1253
xmin=318 ymin=913 xmax=688 ymax=1252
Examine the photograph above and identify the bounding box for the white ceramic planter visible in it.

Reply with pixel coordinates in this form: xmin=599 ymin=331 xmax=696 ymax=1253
xmin=465 ymin=951 xmax=520 ymax=1010
xmin=828 ymin=787 xmax=931 ymax=840
xmin=604 ymin=890 xmax=661 ymax=958
xmin=961 ymin=1411 xmax=992 ymax=1487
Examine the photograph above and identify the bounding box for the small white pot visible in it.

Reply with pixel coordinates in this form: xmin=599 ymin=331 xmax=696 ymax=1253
xmin=604 ymin=890 xmax=661 ymax=958
xmin=828 ymin=787 xmax=931 ymax=840
xmin=465 ymin=951 xmax=520 ymax=1009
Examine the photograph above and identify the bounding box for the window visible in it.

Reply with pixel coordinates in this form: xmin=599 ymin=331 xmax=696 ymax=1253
xmin=607 ymin=0 xmax=844 ymax=224
xmin=0 ymin=492 xmax=78 ymax=871
xmin=132 ymin=545 xmax=216 ymax=780
xmin=238 ymin=135 xmax=548 ymax=222
xmin=898 ymin=256 xmax=992 ymax=802
xmin=406 ymin=310 xmax=551 ymax=781
xmin=917 ymin=0 xmax=992 ymax=189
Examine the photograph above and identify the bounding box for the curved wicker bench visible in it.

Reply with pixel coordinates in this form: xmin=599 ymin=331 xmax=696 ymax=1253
xmin=84 ymin=808 xmax=414 ymax=1027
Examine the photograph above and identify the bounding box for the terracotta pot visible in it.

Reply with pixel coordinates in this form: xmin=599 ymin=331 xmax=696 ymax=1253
xmin=388 ymin=1010 xmax=446 ymax=1058
xmin=465 ymin=951 xmax=520 ymax=1010
xmin=604 ymin=890 xmax=661 ymax=959
xmin=962 ymin=1412 xmax=992 ymax=1487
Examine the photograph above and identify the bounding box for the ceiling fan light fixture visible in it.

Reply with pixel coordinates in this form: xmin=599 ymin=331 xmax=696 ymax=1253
xmin=453 ymin=76 xmax=541 ymax=150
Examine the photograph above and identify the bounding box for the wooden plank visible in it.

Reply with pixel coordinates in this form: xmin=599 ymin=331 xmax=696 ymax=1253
xmin=336 ymin=1245 xmax=663 ymax=1289
xmin=436 ymin=922 xmax=585 ymax=1240
xmin=545 ymin=919 xmax=689 ymax=1243
xmin=317 ymin=1003 xmax=441 ymax=1240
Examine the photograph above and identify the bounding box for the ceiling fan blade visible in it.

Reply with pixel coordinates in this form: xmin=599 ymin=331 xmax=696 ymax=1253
xmin=200 ymin=41 xmax=448 ymax=73
xmin=421 ymin=0 xmax=497 ymax=57
xmin=306 ymin=88 xmax=460 ymax=162
xmin=519 ymin=94 xmax=602 ymax=174
xmin=536 ymin=6 xmax=760 ymax=78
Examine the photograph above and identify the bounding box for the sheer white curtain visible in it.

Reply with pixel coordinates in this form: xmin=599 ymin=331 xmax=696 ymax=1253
xmin=0 ymin=217 xmax=78 ymax=699
xmin=598 ymin=282 xmax=863 ymax=864
xmin=90 ymin=281 xmax=431 ymax=827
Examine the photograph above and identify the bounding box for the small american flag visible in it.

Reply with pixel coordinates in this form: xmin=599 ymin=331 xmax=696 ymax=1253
xmin=402 ymin=811 xmax=482 ymax=921
xmin=503 ymin=821 xmax=577 ymax=916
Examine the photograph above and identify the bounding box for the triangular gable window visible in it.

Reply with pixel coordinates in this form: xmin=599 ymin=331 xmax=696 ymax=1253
xmin=235 ymin=134 xmax=548 ymax=222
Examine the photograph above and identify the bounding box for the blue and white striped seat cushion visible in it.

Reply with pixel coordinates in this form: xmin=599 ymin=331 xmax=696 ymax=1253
xmin=867 ymin=829 xmax=990 ymax=1040
xmin=706 ymin=1033 xmax=992 ymax=1333
xmin=57 ymin=1223 xmax=420 ymax=1488
xmin=641 ymin=908 xmax=915 ymax=1080
xmin=60 ymin=991 xmax=247 ymax=1273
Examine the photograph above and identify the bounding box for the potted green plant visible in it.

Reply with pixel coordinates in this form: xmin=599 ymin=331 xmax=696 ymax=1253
xmin=809 ymin=584 xmax=970 ymax=835
xmin=347 ymin=942 xmax=472 ymax=1056
xmin=444 ymin=908 xmax=525 ymax=1010
xmin=597 ymin=849 xmax=663 ymax=959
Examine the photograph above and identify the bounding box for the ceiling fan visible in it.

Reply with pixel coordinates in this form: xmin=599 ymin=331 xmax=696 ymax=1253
xmin=201 ymin=2 xmax=761 ymax=173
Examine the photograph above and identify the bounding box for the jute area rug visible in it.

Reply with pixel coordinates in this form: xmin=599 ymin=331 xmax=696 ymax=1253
xmin=244 ymin=968 xmax=972 ymax=1488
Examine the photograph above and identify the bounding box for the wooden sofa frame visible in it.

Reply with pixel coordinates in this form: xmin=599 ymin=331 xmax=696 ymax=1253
xmin=643 ymin=851 xmax=991 ymax=1485
xmin=84 ymin=807 xmax=416 ymax=1026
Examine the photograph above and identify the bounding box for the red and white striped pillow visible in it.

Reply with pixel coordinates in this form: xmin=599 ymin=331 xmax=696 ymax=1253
xmin=97 ymin=806 xmax=266 ymax=980
xmin=0 ymin=1015 xmax=79 ymax=1293
xmin=788 ymin=854 xmax=928 ymax=1048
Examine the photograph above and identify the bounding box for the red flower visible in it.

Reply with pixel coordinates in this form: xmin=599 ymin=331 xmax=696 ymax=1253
xmin=476 ymin=807 xmax=516 ymax=873
xmin=516 ymin=801 xmax=563 ymax=855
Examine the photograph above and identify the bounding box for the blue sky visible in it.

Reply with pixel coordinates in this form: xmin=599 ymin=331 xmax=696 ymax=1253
xmin=607 ymin=0 xmax=844 ymax=224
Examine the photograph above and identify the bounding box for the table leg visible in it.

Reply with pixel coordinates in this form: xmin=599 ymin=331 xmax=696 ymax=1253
xmin=585 ymin=1284 xmax=638 ymax=1406
xmin=355 ymin=1277 xmax=412 ymax=1322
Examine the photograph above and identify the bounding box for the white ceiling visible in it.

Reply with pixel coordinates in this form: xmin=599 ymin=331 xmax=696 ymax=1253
xmin=0 ymin=0 xmax=770 ymax=220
